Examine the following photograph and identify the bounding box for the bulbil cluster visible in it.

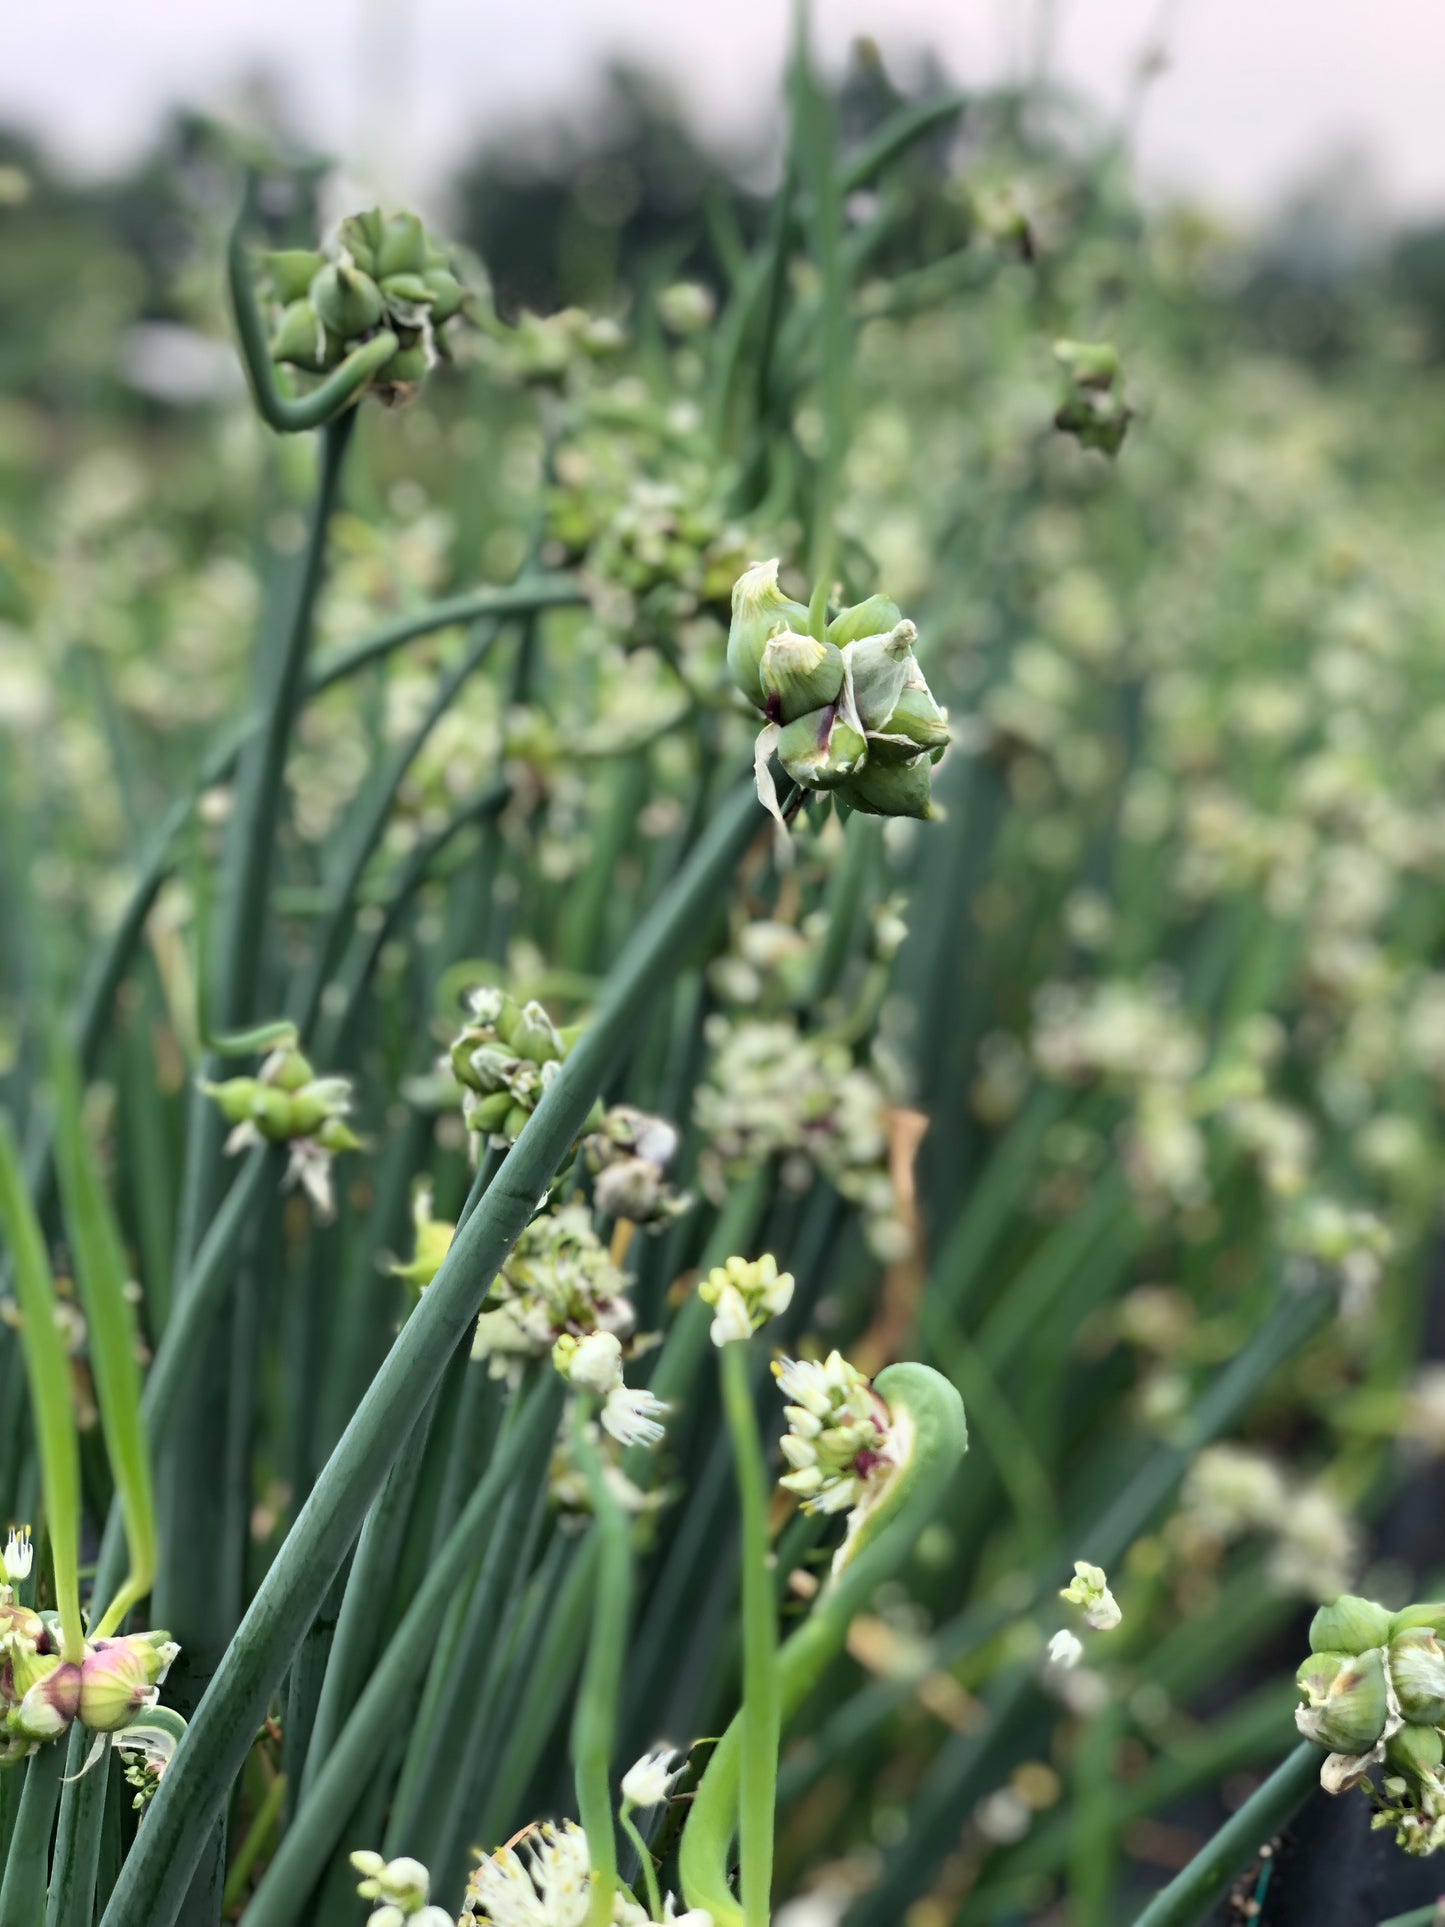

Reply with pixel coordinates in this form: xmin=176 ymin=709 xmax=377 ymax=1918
xmin=1297 ymin=1593 xmax=1445 ymax=1853
xmin=2 ymin=1580 xmax=177 ymax=1760
xmin=264 ymin=209 xmax=468 ymax=399
xmin=447 ymin=988 xmax=594 ymax=1150
xmin=773 ymin=1351 xmax=893 ymax=1519
xmin=1052 ymin=339 xmax=1132 ymax=457
xmin=201 ymin=1033 xmax=361 ymax=1216
xmin=727 ymin=560 xmax=951 ymax=823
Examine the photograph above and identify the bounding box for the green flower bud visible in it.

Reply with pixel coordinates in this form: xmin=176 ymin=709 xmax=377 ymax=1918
xmin=263 ymin=250 xmax=325 ymax=304
xmin=424 ymin=268 xmax=464 ymax=323
xmin=827 ymin=595 xmax=903 ymax=647
xmin=727 ymin=560 xmax=810 ymax=711
xmin=1054 ymin=339 xmax=1120 ymax=389
xmin=760 ymin=630 xmax=845 ymax=724
xmin=1296 ymin=1646 xmax=1391 ymax=1755
xmin=496 ymin=998 xmax=562 ymax=1063
xmin=78 ymin=1631 xmax=177 ymax=1733
xmin=840 ymin=754 xmax=938 ymax=821
xmin=338 ymin=211 xmax=384 ymax=275
xmin=284 ymin=1076 xmax=351 ymax=1135
xmin=376 ymin=212 xmax=427 ymax=279
xmin=1391 ymin=1629 xmax=1445 ymax=1725
xmin=200 ymin=1076 xmax=264 ymax=1127
xmin=268 ymin=1046 xmax=315 ymax=1094
xmin=846 ymin=622 xmax=918 ymax=733
xmin=1388 ymin=1722 xmax=1445 ymax=1779
xmin=777 ymin=708 xmax=867 ymax=790
xmin=870 ymin=682 xmax=951 ymax=766
xmin=379 ymin=272 xmax=433 ymax=309
xmin=1310 ymin=1595 xmax=1397 ymax=1656
xmin=250 ymin=1086 xmax=296 ymax=1140
xmin=378 ymin=342 xmax=430 ymax=387
xmin=312 ymin=262 xmax=384 ymax=338
xmin=453 ymin=1040 xmax=513 ymax=1095
xmin=503 ymin=1103 xmax=531 ymax=1140
xmin=1053 ymin=341 xmax=1130 ymax=457
xmin=1298 ymin=1652 xmax=1345 ymax=1701
xmin=463 ymin=1090 xmax=513 ymax=1134
xmin=1393 ymin=1604 xmax=1445 ymax=1640
xmin=270 ymin=299 xmax=327 ymax=372
xmin=315 ymin=1116 xmax=362 ymax=1154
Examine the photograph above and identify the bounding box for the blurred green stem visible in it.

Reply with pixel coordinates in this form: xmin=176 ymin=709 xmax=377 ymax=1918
xmin=572 ymin=1404 xmax=633 ymax=1927
xmin=718 ymin=1341 xmax=780 ymax=1927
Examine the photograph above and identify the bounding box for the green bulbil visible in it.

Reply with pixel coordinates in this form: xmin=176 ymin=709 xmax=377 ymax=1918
xmin=871 ymin=682 xmax=951 ymax=765
xmin=1298 ymin=1647 xmax=1390 ymax=1755
xmin=1297 ymin=1651 xmax=1344 ymax=1700
xmin=1388 ymin=1723 xmax=1445 ymax=1778
xmin=423 ymin=268 xmax=464 ymax=322
xmin=1392 ymin=1628 xmax=1445 ymax=1725
xmin=1393 ymin=1604 xmax=1445 ymax=1640
xmin=777 ymin=709 xmax=867 ymax=790
xmin=379 ymin=272 xmax=433 ymax=309
xmin=827 ymin=594 xmax=902 ymax=647
xmin=338 ymin=210 xmax=384 ymax=274
xmin=846 ymin=623 xmax=917 ymax=733
xmin=376 ymin=211 xmax=427 ymax=279
xmin=312 ymin=262 xmax=384 ymax=338
xmin=379 ymin=342 xmax=430 ymax=386
xmin=506 ymin=1000 xmax=565 ymax=1066
xmin=727 ymin=559 xmax=810 ymax=710
xmin=840 ymin=753 xmax=937 ymax=821
xmin=760 ymin=630 xmax=845 ymax=724
xmin=263 ymin=249 xmax=324 ymax=304
xmin=1310 ymin=1595 xmax=1397 ymax=1656
xmin=270 ymin=299 xmax=326 ymax=372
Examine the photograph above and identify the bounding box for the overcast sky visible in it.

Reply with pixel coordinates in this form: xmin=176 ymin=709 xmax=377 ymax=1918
xmin=7 ymin=0 xmax=1443 ymax=222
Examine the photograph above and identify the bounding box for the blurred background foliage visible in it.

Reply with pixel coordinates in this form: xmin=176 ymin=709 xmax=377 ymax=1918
xmin=7 ymin=32 xmax=1445 ymax=1926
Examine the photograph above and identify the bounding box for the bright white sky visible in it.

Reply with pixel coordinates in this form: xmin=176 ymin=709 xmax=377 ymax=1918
xmin=7 ymin=0 xmax=1443 ymax=222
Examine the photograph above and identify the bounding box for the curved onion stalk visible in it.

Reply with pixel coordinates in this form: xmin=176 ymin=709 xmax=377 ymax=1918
xmin=227 ymin=186 xmax=397 ymax=436
xmin=100 ymin=778 xmax=764 ymax=1927
xmin=680 ymin=1362 xmax=968 ymax=1924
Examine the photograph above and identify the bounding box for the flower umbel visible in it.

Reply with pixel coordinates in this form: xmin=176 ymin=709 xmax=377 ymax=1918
xmin=772 ymin=1350 xmax=892 ymax=1518
xmin=351 ymin=1848 xmax=454 ymax=1925
xmin=1060 ymin=1561 xmax=1122 ymax=1632
xmin=699 ymin=1253 xmax=794 ymax=1347
xmin=472 ymin=1203 xmax=635 ymax=1376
